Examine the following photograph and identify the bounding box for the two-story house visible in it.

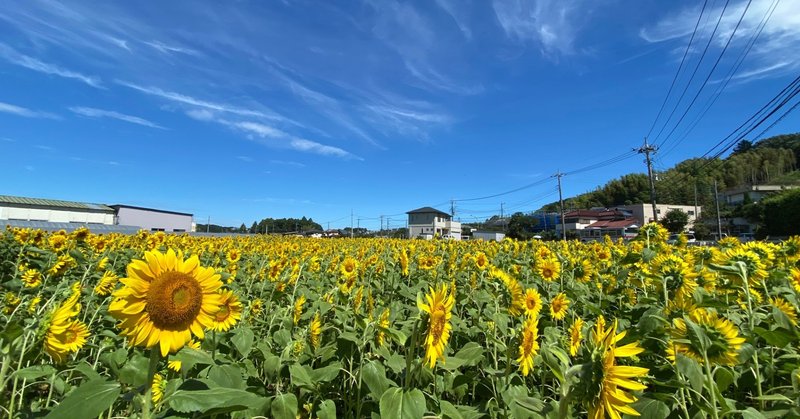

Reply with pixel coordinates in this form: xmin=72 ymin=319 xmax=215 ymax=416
xmin=406 ymin=207 xmax=462 ymax=240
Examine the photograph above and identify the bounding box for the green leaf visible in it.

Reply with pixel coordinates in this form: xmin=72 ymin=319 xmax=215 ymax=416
xmin=263 ymin=354 xmax=282 ymax=378
xmin=740 ymin=407 xmax=768 ymax=419
xmin=753 ymin=327 xmax=795 ymax=348
xmin=173 ymin=347 xmax=215 ymax=372
xmin=676 ymin=354 xmax=704 ymax=393
xmin=208 ymin=365 xmax=245 ymax=390
xmin=752 ymin=394 xmax=794 ymax=403
xmin=453 ymin=342 xmax=484 ymax=366
xmin=379 ymin=387 xmax=426 ymax=419
xmin=317 ymin=399 xmax=337 ymax=419
xmin=684 ymin=317 xmax=711 ymax=353
xmin=45 ymin=380 xmax=120 ymax=419
xmin=271 ymin=393 xmax=298 ymax=419
xmin=630 ymin=397 xmax=669 ymax=418
xmin=73 ymin=361 xmax=102 ymax=382
xmin=231 ymin=327 xmax=255 ymax=357
xmin=289 ymin=363 xmax=314 ymax=390
xmin=362 ymin=361 xmax=391 ymax=401
xmin=14 ymin=365 xmax=56 ymax=380
xmin=440 ymin=400 xmax=463 ymax=419
xmin=715 ymin=367 xmax=735 ymax=393
xmin=311 ymin=362 xmax=342 ymax=383
xmin=169 ymin=388 xmax=266 ymax=415
xmin=117 ymin=353 xmax=149 ymax=387
xmin=0 ymin=321 xmax=23 ymax=346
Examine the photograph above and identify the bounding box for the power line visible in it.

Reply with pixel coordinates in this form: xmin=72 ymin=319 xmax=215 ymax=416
xmin=656 ymin=0 xmax=754 ymax=151
xmin=651 ymin=0 xmax=732 ymax=146
xmin=645 ymin=0 xmax=709 ymax=139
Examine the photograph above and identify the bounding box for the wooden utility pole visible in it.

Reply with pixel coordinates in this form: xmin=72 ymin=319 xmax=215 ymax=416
xmin=637 ymin=138 xmax=658 ymax=223
xmin=714 ymin=180 xmax=723 ymax=240
xmin=554 ymin=171 xmax=567 ymax=240
xmin=350 ymin=209 xmax=354 ymax=238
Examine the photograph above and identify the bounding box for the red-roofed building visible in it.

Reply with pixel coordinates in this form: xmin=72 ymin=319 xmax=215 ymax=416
xmin=581 ymin=218 xmax=640 ymax=241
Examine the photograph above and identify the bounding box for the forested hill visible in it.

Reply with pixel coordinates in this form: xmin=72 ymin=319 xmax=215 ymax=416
xmin=539 ymin=132 xmax=800 ymax=212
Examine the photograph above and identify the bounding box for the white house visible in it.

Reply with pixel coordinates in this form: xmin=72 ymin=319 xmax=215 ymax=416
xmin=407 ymin=207 xmax=462 ymax=240
xmin=471 ymin=231 xmax=505 ymax=241
xmin=722 ymin=184 xmax=798 ymax=205
xmin=620 ymin=203 xmax=701 ymax=226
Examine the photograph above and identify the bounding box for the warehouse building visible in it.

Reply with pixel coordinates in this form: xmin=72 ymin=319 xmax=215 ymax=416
xmin=0 ymin=195 xmax=115 ymax=225
xmin=110 ymin=205 xmax=193 ymax=233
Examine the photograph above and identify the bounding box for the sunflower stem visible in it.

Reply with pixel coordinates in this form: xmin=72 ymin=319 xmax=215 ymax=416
xmin=703 ymin=354 xmax=719 ymax=419
xmin=739 ymin=265 xmax=764 ymax=410
xmin=142 ymin=349 xmax=160 ymax=419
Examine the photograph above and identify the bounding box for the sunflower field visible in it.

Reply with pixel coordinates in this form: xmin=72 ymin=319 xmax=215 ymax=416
xmin=2 ymin=224 xmax=800 ymax=418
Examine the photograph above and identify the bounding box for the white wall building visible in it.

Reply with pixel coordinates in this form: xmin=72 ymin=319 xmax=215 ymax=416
xmin=0 ymin=195 xmax=115 ymax=225
xmin=723 ymin=184 xmax=798 ymax=205
xmin=407 ymin=207 xmax=462 ymax=240
xmin=471 ymin=231 xmax=505 ymax=241
xmin=111 ymin=205 xmax=193 ymax=233
xmin=620 ymin=203 xmax=701 ymax=227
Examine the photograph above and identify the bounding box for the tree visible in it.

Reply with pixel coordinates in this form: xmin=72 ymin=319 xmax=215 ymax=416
xmin=732 ymin=140 xmax=753 ymax=155
xmin=762 ymin=188 xmax=800 ymax=236
xmin=661 ymin=209 xmax=689 ymax=233
xmin=506 ymin=212 xmax=539 ymax=240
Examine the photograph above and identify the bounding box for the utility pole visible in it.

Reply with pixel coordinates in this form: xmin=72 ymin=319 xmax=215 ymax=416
xmin=693 ymin=182 xmax=699 ymax=229
xmin=350 ymin=209 xmax=354 ymax=239
xmin=380 ymin=215 xmax=384 ymax=235
xmin=450 ymin=199 xmax=455 ymax=217
xmin=636 ymin=138 xmax=659 ymax=223
xmin=206 ymin=216 xmax=210 ymax=233
xmin=554 ymin=172 xmax=567 ymax=240
xmin=714 ymin=180 xmax=723 ymax=240
xmin=500 ymin=202 xmax=504 ymax=219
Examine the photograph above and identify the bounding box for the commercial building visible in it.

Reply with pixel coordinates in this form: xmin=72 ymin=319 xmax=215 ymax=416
xmin=722 ymin=184 xmax=798 ymax=205
xmin=471 ymin=231 xmax=505 ymax=241
xmin=0 ymin=195 xmax=115 ymax=225
xmin=111 ymin=205 xmax=193 ymax=233
xmin=407 ymin=206 xmax=462 ymax=240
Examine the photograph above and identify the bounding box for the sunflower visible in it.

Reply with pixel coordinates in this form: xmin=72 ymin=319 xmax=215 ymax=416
xmin=717 ymin=248 xmax=768 ymax=283
xmin=418 ymin=255 xmax=440 ymax=271
xmin=492 ymin=267 xmax=525 ymax=316
xmin=249 ymin=298 xmax=264 ymax=318
xmin=667 ymin=308 xmax=745 ymax=366
xmin=109 ymin=249 xmax=224 ymax=357
xmin=353 ymin=286 xmax=364 ymax=313
xmin=309 ymin=312 xmax=322 ymax=349
xmin=211 ymin=290 xmax=242 ymax=332
xmin=44 ymin=286 xmax=89 ymax=363
xmin=3 ymin=292 xmax=21 ymax=314
xmin=549 ymin=293 xmax=570 ymax=321
xmin=789 ymin=268 xmax=800 ymax=293
xmin=293 ymin=295 xmax=306 ymax=325
xmin=517 ymin=317 xmax=540 ymax=376
xmin=574 ymin=259 xmax=594 ymax=283
xmin=523 ymin=288 xmax=543 ymax=318
xmin=569 ymin=318 xmax=584 ymax=357
xmin=94 ymin=270 xmax=119 ymax=296
xmin=417 ymin=284 xmax=455 ymax=368
xmin=21 ymin=268 xmax=43 ymax=288
xmin=27 ymin=296 xmax=41 ymax=314
xmin=771 ymin=296 xmax=798 ymax=326
xmin=650 ymin=254 xmax=698 ymax=302
xmin=376 ymin=308 xmax=391 ymax=346
xmin=151 ymin=373 xmax=166 ymax=404
xmin=579 ymin=319 xmax=649 ymax=419
xmin=538 ymin=257 xmax=561 ymax=282
xmin=226 ymin=248 xmax=241 ymax=264
xmin=473 ymin=252 xmax=490 ymax=270
xmin=48 ymin=254 xmax=75 ymax=276
xmin=398 ymin=250 xmax=410 ymax=276
xmin=340 ymin=256 xmax=359 ymax=279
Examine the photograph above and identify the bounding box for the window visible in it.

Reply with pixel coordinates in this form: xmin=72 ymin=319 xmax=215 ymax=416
xmin=656 ymin=209 xmax=661 ymax=214
xmin=151 ymin=228 xmax=165 ymax=232
xmin=173 ymin=229 xmax=186 ymax=232
xmin=688 ymin=211 xmax=694 ymax=216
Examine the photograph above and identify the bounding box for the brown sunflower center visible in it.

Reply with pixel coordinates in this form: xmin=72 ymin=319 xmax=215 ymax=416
xmin=430 ymin=309 xmax=446 ymax=343
xmin=146 ymin=271 xmax=203 ymax=330
xmin=215 ymin=304 xmax=230 ymax=322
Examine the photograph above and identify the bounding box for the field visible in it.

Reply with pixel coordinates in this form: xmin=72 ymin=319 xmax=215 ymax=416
xmin=1 ymin=224 xmax=799 ymax=418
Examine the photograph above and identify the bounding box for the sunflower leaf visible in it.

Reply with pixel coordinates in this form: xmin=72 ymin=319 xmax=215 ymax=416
xmin=44 ymin=379 xmax=120 ymax=419
xmin=676 ymin=354 xmax=703 ymax=393
xmin=271 ymin=393 xmax=299 ymax=419
xmin=379 ymin=387 xmax=426 ymax=419
xmin=169 ymin=387 xmax=266 ymax=415
xmin=231 ymin=327 xmax=254 ymax=357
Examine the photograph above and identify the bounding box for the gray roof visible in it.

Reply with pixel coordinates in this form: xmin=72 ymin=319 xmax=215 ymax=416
xmin=2 ymin=220 xmax=141 ymax=233
xmin=0 ymin=195 xmax=114 ymax=212
xmin=406 ymin=206 xmax=451 ymax=217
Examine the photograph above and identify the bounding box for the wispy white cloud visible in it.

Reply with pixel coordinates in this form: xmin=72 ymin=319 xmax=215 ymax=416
xmin=492 ymin=0 xmax=589 ymax=57
xmin=270 ymin=160 xmax=306 ymax=168
xmin=143 ymin=40 xmax=199 ymax=56
xmin=69 ymin=106 xmax=165 ymax=129
xmin=435 ymin=0 xmax=472 ymax=39
xmin=186 ymin=109 xmax=361 ymax=160
xmin=236 ymin=155 xmax=254 ymax=162
xmin=0 ymin=101 xmax=59 ymax=119
xmin=0 ymin=43 xmax=102 ymax=87
xmin=641 ymin=0 xmax=800 ymax=81
xmin=118 ymin=81 xmax=298 ymax=125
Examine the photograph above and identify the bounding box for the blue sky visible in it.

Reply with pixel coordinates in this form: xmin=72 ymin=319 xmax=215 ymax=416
xmin=1 ymin=0 xmax=799 ymax=229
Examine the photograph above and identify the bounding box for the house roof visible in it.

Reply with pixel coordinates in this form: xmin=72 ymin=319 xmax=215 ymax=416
xmin=110 ymin=204 xmax=193 ymax=217
xmin=0 ymin=195 xmax=114 ymax=212
xmin=586 ymin=219 xmax=639 ymax=229
xmin=406 ymin=206 xmax=450 ymax=217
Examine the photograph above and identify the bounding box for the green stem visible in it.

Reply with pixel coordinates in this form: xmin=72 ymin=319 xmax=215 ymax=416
xmin=703 ymin=354 xmax=719 ymax=419
xmin=404 ymin=320 xmax=419 ymax=390
xmin=142 ymin=349 xmax=161 ymax=419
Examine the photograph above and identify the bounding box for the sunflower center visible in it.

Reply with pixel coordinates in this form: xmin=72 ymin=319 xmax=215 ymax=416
xmin=215 ymin=305 xmax=230 ymax=322
xmin=146 ymin=271 xmax=203 ymax=330
xmin=430 ymin=310 xmax=446 ymax=343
